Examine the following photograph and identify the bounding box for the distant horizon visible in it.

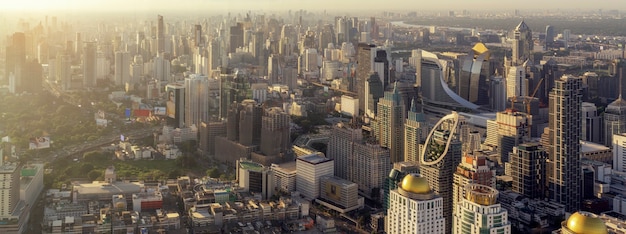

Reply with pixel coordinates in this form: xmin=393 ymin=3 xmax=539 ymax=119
xmin=2 ymin=0 xmax=625 ymax=13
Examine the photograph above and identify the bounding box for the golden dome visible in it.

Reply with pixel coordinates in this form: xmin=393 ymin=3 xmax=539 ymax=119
xmin=400 ymin=174 xmax=431 ymax=194
xmin=472 ymin=42 xmax=491 ymax=60
xmin=565 ymin=212 xmax=608 ymax=234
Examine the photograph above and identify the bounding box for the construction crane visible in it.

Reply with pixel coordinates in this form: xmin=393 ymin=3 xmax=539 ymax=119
xmin=522 ymin=78 xmax=544 ymax=138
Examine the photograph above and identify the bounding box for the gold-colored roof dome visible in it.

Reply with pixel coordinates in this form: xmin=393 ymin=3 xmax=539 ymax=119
xmin=565 ymin=212 xmax=608 ymax=234
xmin=472 ymin=42 xmax=491 ymax=60
xmin=400 ymin=174 xmax=431 ymax=194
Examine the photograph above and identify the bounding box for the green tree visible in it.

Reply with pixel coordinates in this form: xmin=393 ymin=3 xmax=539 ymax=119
xmin=88 ymin=170 xmax=102 ymax=181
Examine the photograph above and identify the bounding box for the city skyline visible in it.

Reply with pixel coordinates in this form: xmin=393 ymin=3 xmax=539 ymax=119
xmin=3 ymin=0 xmax=626 ymax=13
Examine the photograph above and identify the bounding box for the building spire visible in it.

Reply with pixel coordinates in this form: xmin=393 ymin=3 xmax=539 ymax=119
xmin=410 ymin=98 xmax=417 ymax=112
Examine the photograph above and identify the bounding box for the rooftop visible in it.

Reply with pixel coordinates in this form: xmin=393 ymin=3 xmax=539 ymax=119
xmin=74 ymin=181 xmax=144 ymax=196
xmin=297 ymin=153 xmax=332 ymax=165
xmin=581 ymin=140 xmax=610 ymax=153
xmin=239 ymin=161 xmax=264 ymax=172
xmin=271 ymin=161 xmax=297 ymax=173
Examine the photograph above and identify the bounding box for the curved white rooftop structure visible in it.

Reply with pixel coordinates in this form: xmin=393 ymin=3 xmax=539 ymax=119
xmin=420 ymin=112 xmax=464 ymax=166
xmin=420 ymin=50 xmax=479 ymax=115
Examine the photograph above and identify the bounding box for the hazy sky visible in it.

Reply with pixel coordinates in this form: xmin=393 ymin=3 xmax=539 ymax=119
xmin=3 ymin=0 xmax=625 ymax=12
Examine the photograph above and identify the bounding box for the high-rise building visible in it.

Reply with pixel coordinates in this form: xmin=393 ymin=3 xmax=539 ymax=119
xmin=385 ymin=174 xmax=445 ymax=234
xmin=373 ymin=49 xmax=390 ymax=88
xmin=156 ymin=15 xmax=165 ymax=53
xmin=509 ymin=143 xmax=546 ymax=198
xmin=563 ymin=29 xmax=571 ymax=49
xmin=5 ymin=32 xmax=25 ymax=92
xmin=512 ymin=20 xmax=533 ymax=65
xmin=238 ymin=100 xmax=262 ymax=146
xmin=376 ymin=82 xmax=405 ymax=163
xmin=152 ymin=55 xmax=171 ymax=82
xmin=0 ymin=163 xmax=19 ymax=217
xmin=490 ymin=74 xmax=507 ymax=111
xmin=506 ymin=65 xmax=527 ymax=98
xmin=546 ymin=75 xmax=582 ymax=212
xmin=420 ymin=112 xmax=465 ymax=233
xmin=420 ymin=50 xmax=479 ymax=115
xmin=582 ymin=102 xmax=602 ymax=143
xmin=365 ymin=72 xmax=384 ymax=118
xmin=230 ymin=23 xmax=244 ymax=53
xmin=130 ymin=55 xmax=144 ymax=86
xmin=328 ymin=122 xmax=363 ymax=179
xmin=194 ymin=24 xmax=202 ymax=47
xmin=82 ymin=42 xmax=97 ymax=88
xmin=237 ymin=159 xmax=274 ymax=200
xmin=75 ymin=32 xmax=82 ymax=57
xmin=382 ymin=162 xmax=420 ymax=211
xmin=452 ymin=152 xmax=496 ymax=214
xmin=351 ymin=142 xmax=391 ymax=201
xmin=453 ymin=184 xmax=511 ymax=234
xmin=404 ymin=99 xmax=428 ymax=163
xmin=613 ymin=133 xmax=626 ymax=172
xmin=199 ymin=121 xmax=226 ymax=156
xmin=114 ymin=51 xmax=131 ymax=86
xmin=494 ymin=110 xmax=532 ymax=163
xmin=55 ymin=53 xmax=72 ymax=90
xmin=184 ymin=74 xmax=209 ymax=128
xmin=296 ymin=154 xmax=334 ymax=199
xmin=356 ymin=43 xmax=376 ymax=113
xmin=260 ymin=107 xmax=290 ymax=157
xmin=604 ymin=96 xmax=626 ymax=146
xmin=545 ymin=25 xmax=555 ymax=50
xmin=458 ymin=42 xmax=492 ymax=105
xmin=165 ymin=83 xmax=185 ymax=128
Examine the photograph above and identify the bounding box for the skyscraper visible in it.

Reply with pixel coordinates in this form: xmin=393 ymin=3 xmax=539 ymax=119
xmin=114 ymin=51 xmax=131 ymax=86
xmin=604 ymin=96 xmax=626 ymax=146
xmin=452 ymin=152 xmax=496 ymax=214
xmin=545 ymin=25 xmax=555 ymax=50
xmin=420 ymin=112 xmax=465 ymax=233
xmin=351 ymin=142 xmax=391 ymax=201
xmin=385 ymin=174 xmax=445 ymax=234
xmin=82 ymin=42 xmax=97 ymax=88
xmin=495 ymin=110 xmax=532 ymax=163
xmin=0 ymin=163 xmax=19 ymax=218
xmin=373 ymin=49 xmax=390 ymax=88
xmin=364 ymin=72 xmax=384 ymax=119
xmin=453 ymin=184 xmax=511 ymax=234
xmin=377 ymin=82 xmax=405 ymax=163
xmin=581 ymin=102 xmax=602 ymax=143
xmin=260 ymin=107 xmax=290 ymax=157
xmin=509 ymin=143 xmax=546 ymax=198
xmin=356 ymin=43 xmax=375 ymax=113
xmin=404 ymin=99 xmax=428 ymax=163
xmin=420 ymin=50 xmax=479 ymax=115
xmin=230 ymin=22 xmax=244 ymax=53
xmin=490 ymin=74 xmax=507 ymax=111
xmin=184 ymin=74 xmax=210 ymax=128
xmin=156 ymin=15 xmax=165 ymax=53
xmin=328 ymin=122 xmax=363 ymax=179
xmin=5 ymin=32 xmax=25 ymax=92
xmin=512 ymin=20 xmax=533 ymax=65
xmin=613 ymin=133 xmax=626 ymax=172
xmin=165 ymin=83 xmax=185 ymax=128
xmin=458 ymin=42 xmax=492 ymax=105
xmin=238 ymin=100 xmax=262 ymax=146
xmin=546 ymin=75 xmax=582 ymax=212
xmin=506 ymin=65 xmax=527 ymax=98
